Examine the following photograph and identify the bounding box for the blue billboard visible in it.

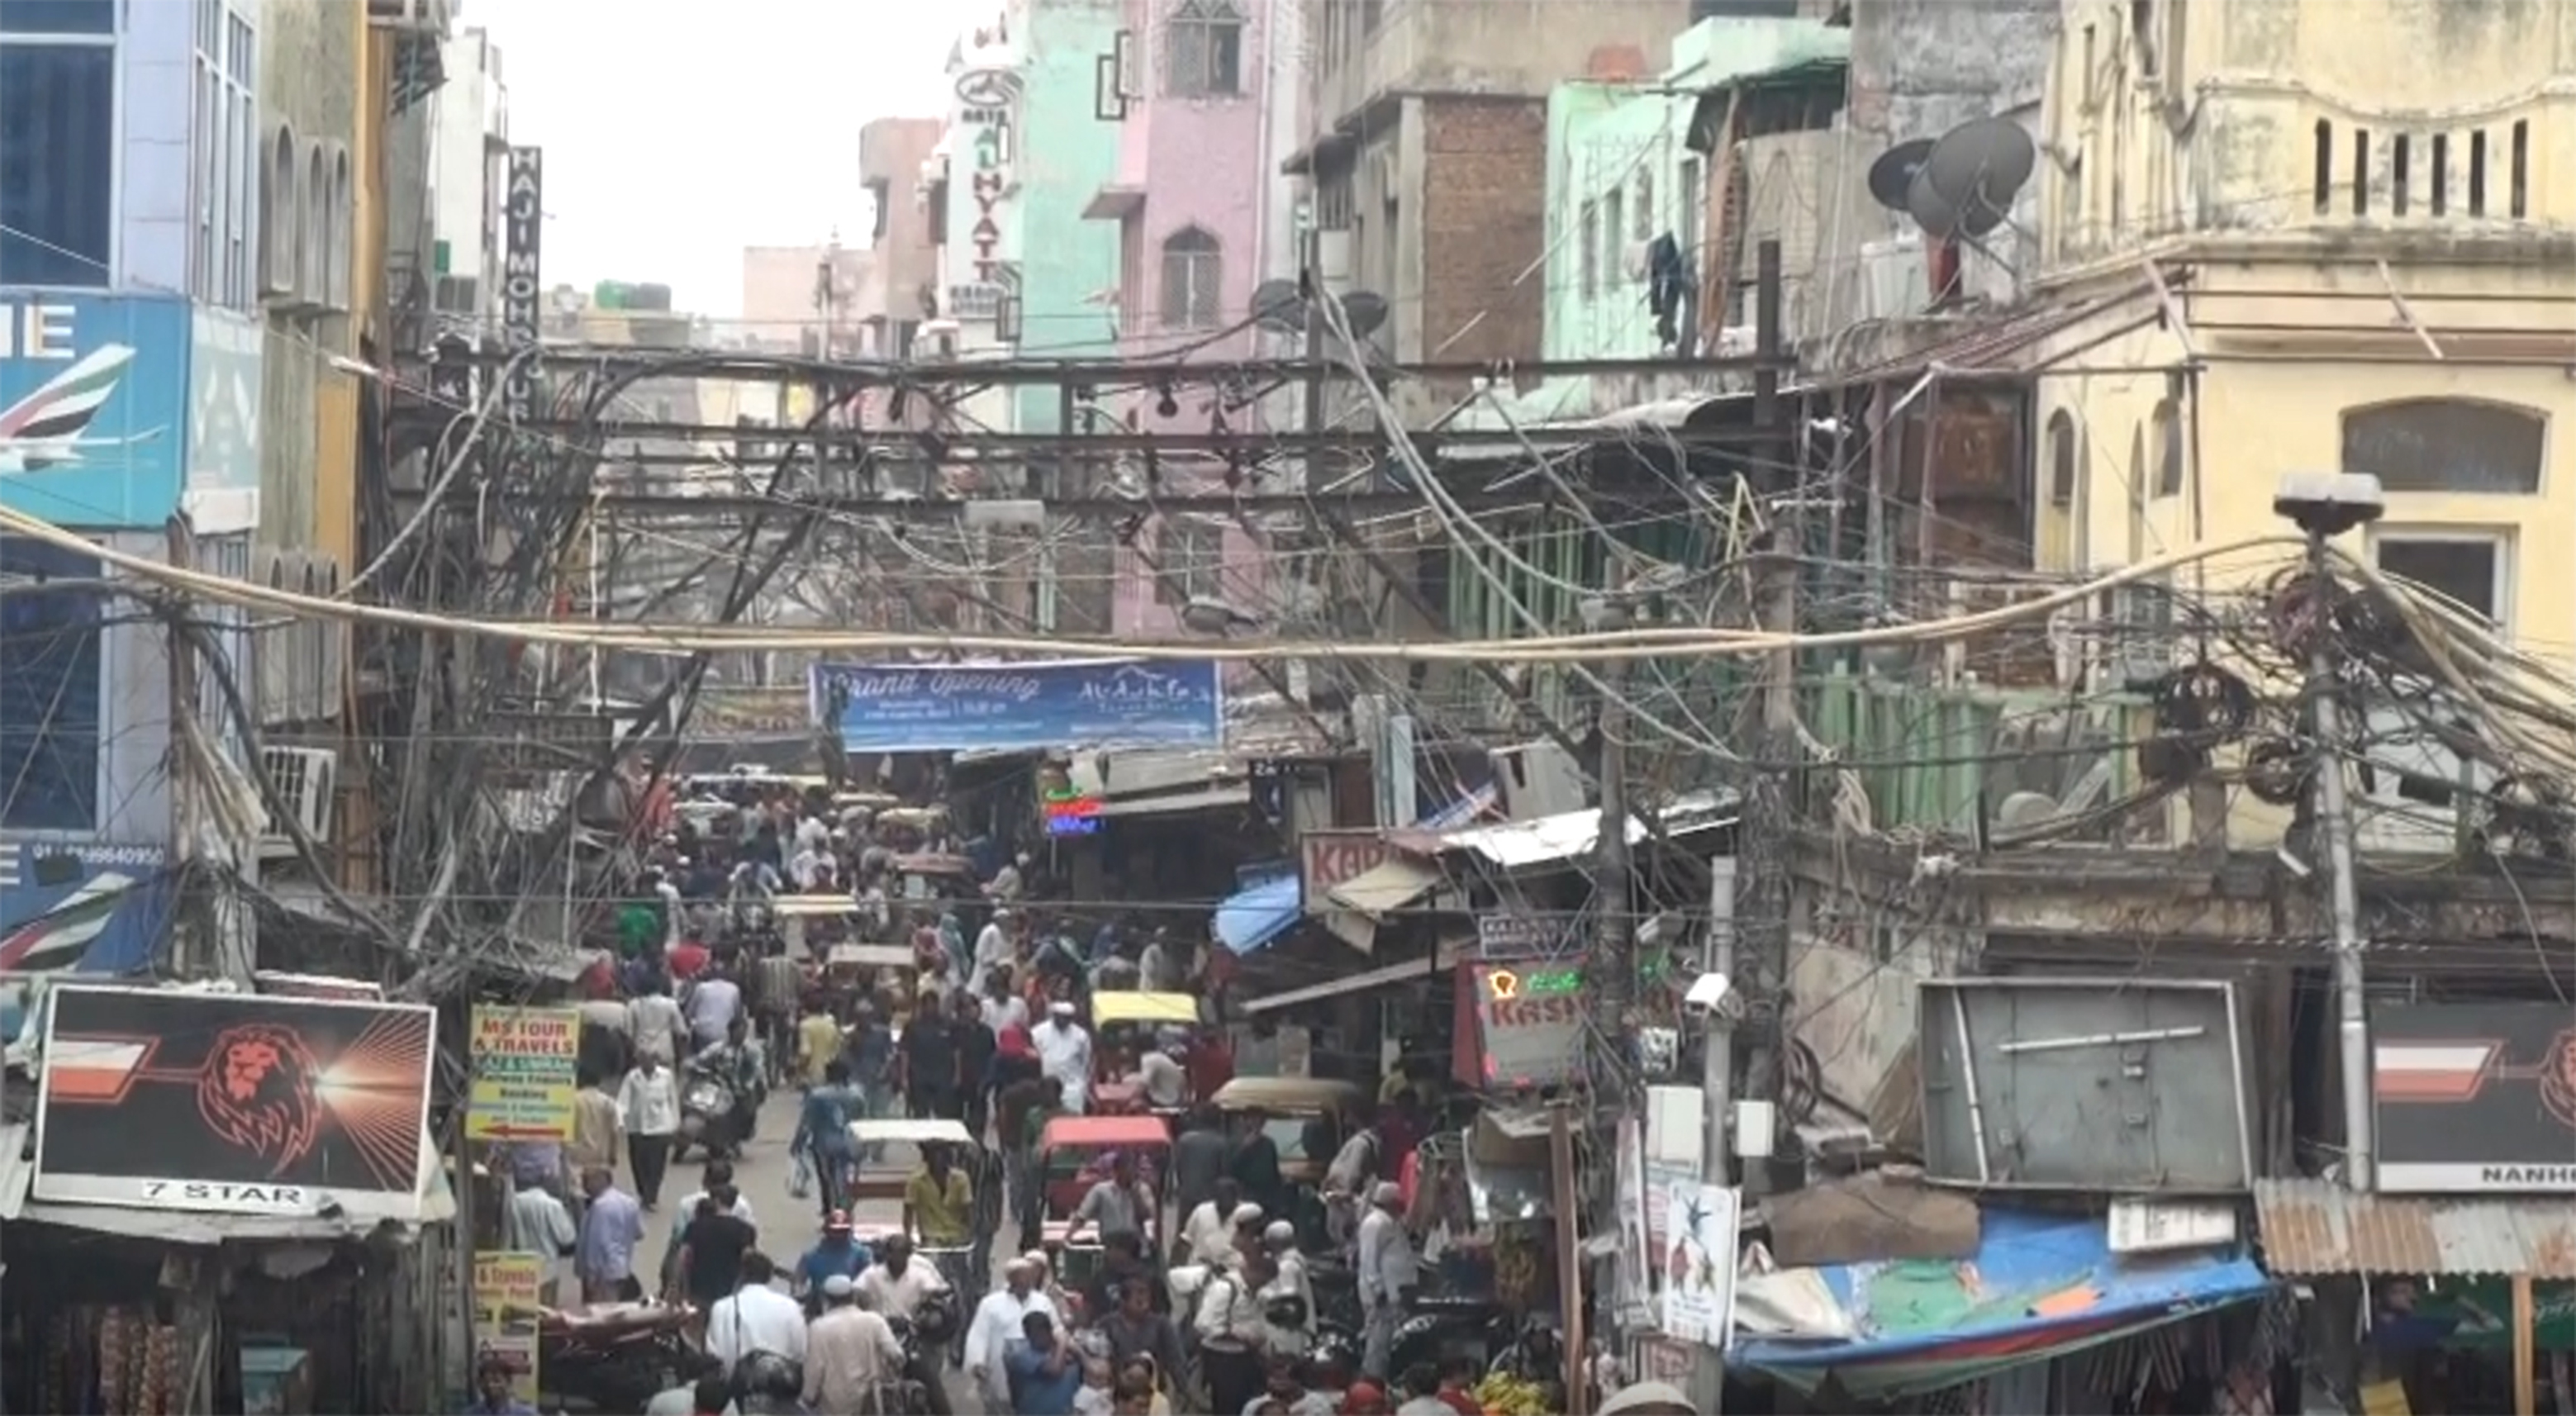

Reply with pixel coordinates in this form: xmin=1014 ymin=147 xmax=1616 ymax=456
xmin=0 ymin=294 xmax=193 ymax=528
xmin=811 ymin=659 xmax=1225 ymax=753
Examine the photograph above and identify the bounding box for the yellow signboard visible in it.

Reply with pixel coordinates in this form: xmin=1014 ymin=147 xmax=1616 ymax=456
xmin=472 ymin=1250 xmax=544 ymax=1402
xmin=466 ymin=1006 xmax=581 ymax=1141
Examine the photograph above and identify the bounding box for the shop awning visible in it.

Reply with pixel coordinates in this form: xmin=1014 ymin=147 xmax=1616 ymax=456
xmin=1730 ymin=1208 xmax=2273 ymax=1400
xmin=2250 ymin=1177 xmax=2576 ymax=1279
xmin=1214 ymin=875 xmax=1302 ymax=956
xmin=1091 ymin=785 xmax=1250 ymax=819
xmin=1325 ymin=857 xmax=1444 ymax=915
xmin=1405 ymin=790 xmax=1737 ymax=870
xmin=1242 ymin=952 xmax=1444 ymax=1014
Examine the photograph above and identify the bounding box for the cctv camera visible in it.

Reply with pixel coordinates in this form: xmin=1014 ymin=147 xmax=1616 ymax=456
xmin=1684 ymin=971 xmax=1739 ymax=1019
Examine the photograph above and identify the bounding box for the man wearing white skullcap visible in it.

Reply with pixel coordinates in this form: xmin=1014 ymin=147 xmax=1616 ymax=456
xmin=1358 ymin=1181 xmax=1419 ymax=1380
xmin=963 ymin=1255 xmax=1057 ymax=1413
xmin=1259 ymin=1219 xmax=1317 ymax=1360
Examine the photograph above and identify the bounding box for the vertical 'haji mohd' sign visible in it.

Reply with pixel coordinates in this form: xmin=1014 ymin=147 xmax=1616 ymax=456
xmin=501 ymin=146 xmax=544 ymax=420
xmin=2372 ymin=1000 xmax=2576 ymax=1192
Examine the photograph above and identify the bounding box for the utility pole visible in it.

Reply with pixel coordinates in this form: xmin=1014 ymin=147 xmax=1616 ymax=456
xmin=1589 ymin=562 xmax=1634 ymax=1052
xmin=1694 ymin=856 xmax=1739 ymax=1414
xmin=2273 ymin=472 xmax=2385 ymax=1191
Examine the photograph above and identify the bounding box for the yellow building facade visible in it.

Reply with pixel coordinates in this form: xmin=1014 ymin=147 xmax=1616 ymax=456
xmin=2027 ymin=0 xmax=2575 ymax=639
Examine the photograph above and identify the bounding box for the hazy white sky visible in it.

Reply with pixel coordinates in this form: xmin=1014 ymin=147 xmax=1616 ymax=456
xmin=472 ymin=0 xmax=963 ymax=317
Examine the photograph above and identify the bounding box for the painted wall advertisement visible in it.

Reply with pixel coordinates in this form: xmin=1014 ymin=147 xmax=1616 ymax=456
xmin=2372 ymin=1000 xmax=2576 ymax=1191
xmin=946 ymin=64 xmax=1022 ymax=318
xmin=473 ymin=1250 xmax=544 ymax=1403
xmin=1659 ymin=1181 xmax=1743 ymax=1350
xmin=183 ymin=305 xmax=263 ymax=518
xmin=811 ymin=658 xmax=1222 ymax=754
xmin=0 ymin=295 xmax=192 ymax=528
xmin=466 ymin=1005 xmax=581 ymax=1141
xmin=33 ymin=986 xmax=436 ymax=1219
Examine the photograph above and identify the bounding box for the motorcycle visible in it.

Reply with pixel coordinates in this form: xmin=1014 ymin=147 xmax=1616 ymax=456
xmin=1390 ymin=1296 xmax=1517 ymax=1380
xmin=675 ymin=1057 xmax=737 ymax=1162
xmin=538 ymin=1304 xmax=694 ymax=1413
xmin=885 ymin=1304 xmax=962 ymax=1416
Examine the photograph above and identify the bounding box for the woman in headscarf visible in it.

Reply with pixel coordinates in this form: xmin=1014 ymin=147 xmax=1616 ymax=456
xmin=938 ymin=910 xmax=971 ymax=981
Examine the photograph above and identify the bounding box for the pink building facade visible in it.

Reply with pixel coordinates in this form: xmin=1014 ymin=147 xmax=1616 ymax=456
xmin=1083 ymin=0 xmax=1278 ymax=639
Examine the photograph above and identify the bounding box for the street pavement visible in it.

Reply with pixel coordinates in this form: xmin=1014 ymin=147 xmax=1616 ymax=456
xmin=634 ymin=1087 xmax=1001 ymax=1414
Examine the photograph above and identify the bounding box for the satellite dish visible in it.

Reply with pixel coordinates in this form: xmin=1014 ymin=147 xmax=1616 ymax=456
xmin=1865 ymin=139 xmax=1937 ymax=212
xmin=1249 ymin=279 xmax=1305 ymax=334
xmin=1337 ymin=291 xmax=1389 ymax=339
xmin=1906 ymin=116 xmax=2037 ymax=239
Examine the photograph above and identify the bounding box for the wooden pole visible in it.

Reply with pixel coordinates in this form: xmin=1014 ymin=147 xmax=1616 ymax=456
xmin=1551 ymin=1103 xmax=1587 ymax=1416
xmin=2514 ymin=1274 xmax=2537 ymax=1416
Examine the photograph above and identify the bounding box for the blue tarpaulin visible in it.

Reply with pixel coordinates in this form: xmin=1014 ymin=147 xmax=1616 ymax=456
xmin=1732 ymin=1209 xmax=2271 ymax=1394
xmin=1214 ymin=874 xmax=1302 ymax=956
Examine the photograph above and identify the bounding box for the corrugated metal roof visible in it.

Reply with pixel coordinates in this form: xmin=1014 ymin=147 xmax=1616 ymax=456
xmin=1422 ymin=790 xmax=1737 ymax=870
xmin=2251 ymin=1179 xmax=2576 ymax=1278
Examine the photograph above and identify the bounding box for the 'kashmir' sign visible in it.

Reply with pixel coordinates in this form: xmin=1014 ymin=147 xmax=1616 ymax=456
xmin=466 ymin=1006 xmax=580 ymax=1141
xmin=1299 ymin=829 xmax=1391 ymax=908
xmin=1453 ymin=962 xmax=1587 ymax=1089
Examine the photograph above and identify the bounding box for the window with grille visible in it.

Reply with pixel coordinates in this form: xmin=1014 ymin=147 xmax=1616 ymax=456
xmin=1159 ymin=226 xmax=1222 ymax=329
xmin=0 ymin=0 xmax=116 ymax=287
xmin=2341 ymin=399 xmax=2545 ymax=495
xmin=0 ymin=536 xmax=104 ymax=831
xmin=1156 ymin=517 xmax=1223 ymax=604
xmin=1579 ymin=200 xmax=1599 ymax=296
xmin=1164 ymin=0 xmax=1243 ymax=98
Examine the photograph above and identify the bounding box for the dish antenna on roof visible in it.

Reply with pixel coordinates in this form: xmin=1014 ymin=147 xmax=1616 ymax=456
xmin=1865 ymin=116 xmax=2037 ymax=302
xmin=1905 ymin=116 xmax=2037 ymax=240
xmin=1865 ymin=138 xmax=1937 ymax=214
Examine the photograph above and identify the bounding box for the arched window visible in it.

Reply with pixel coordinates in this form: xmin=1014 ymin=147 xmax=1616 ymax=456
xmin=329 ymin=145 xmax=354 ymax=308
xmin=2046 ymin=410 xmax=2080 ymax=507
xmin=1159 ymin=226 xmax=1221 ymax=329
xmin=2341 ymin=398 xmax=2545 ymax=494
xmin=302 ymin=142 xmax=328 ymax=303
xmin=264 ymin=126 xmax=297 ymax=294
xmin=2151 ymin=398 xmax=2184 ymax=497
xmin=1164 ymin=0 xmax=1245 ymax=97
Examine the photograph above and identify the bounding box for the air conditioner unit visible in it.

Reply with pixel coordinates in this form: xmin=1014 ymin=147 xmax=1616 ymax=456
xmin=258 ymin=746 xmax=339 ymax=858
xmin=1490 ymin=739 xmax=1587 ymax=820
xmin=1315 ymin=230 xmax=1354 ymax=286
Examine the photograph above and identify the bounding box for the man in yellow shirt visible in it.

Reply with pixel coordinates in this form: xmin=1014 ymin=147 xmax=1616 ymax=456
xmin=904 ymin=1143 xmax=976 ymax=1248
xmin=798 ymin=1003 xmax=843 ymax=1088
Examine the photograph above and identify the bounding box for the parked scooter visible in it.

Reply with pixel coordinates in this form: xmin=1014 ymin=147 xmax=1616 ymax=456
xmin=674 ymin=1056 xmax=737 ymax=1163
xmin=538 ymin=1305 xmax=694 ymax=1412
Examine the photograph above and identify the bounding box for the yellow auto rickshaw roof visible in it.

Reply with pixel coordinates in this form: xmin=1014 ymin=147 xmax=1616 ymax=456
xmin=1210 ymin=1076 xmax=1366 ymax=1115
xmin=1090 ymin=991 xmax=1200 ymax=1027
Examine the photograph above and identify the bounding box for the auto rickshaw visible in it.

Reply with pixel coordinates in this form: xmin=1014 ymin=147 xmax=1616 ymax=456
xmin=825 ymin=941 xmax=919 ymax=1022
xmin=844 ymin=1117 xmax=990 ymax=1355
xmin=776 ymin=895 xmax=866 ymax=960
xmin=889 ymin=850 xmax=973 ymax=905
xmin=1209 ymin=1076 xmax=1367 ymax=1186
xmin=1036 ymin=1114 xmax=1172 ymax=1290
xmin=1086 ymin=991 xmax=1201 ymax=1114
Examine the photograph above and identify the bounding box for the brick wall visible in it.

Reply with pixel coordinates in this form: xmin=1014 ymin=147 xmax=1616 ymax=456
xmin=1420 ymin=97 xmax=1549 ymax=373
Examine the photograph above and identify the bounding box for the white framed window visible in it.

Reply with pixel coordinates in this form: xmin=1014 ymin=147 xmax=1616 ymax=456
xmin=2370 ymin=527 xmax=2512 ymax=630
xmin=1154 ymin=516 xmax=1223 ymax=605
xmin=1158 ymin=226 xmax=1221 ymax=330
xmin=226 ymin=11 xmax=254 ymax=308
xmin=1164 ymin=0 xmax=1244 ymax=98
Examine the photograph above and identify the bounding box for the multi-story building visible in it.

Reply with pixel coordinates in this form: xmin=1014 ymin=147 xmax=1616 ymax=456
xmin=740 ymin=242 xmax=870 ymax=356
xmin=0 ymin=0 xmax=240 ymax=969
xmin=856 ymin=116 xmax=944 ymax=359
xmin=1282 ymin=0 xmax=1700 ymax=422
xmin=932 ymin=12 xmax=1026 ymax=437
xmin=997 ymin=0 xmax=1123 ymax=435
xmin=2027 ymin=0 xmax=2575 ymax=838
xmin=426 ymin=23 xmax=508 ymax=330
xmin=1081 ymin=0 xmax=1288 ymax=639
